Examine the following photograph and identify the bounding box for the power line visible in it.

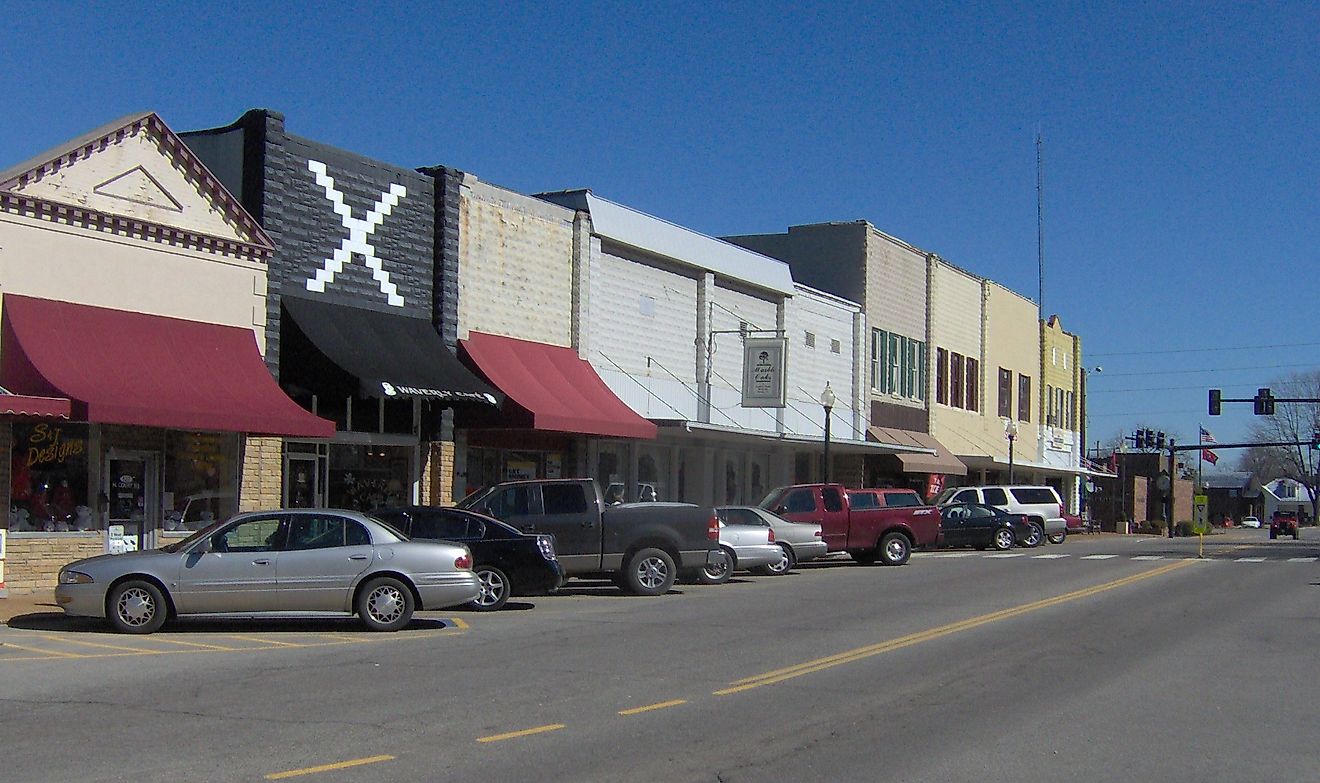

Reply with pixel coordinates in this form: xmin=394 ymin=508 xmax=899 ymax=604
xmin=1096 ymin=362 xmax=1318 ymax=378
xmin=1089 ymin=342 xmax=1320 ymax=358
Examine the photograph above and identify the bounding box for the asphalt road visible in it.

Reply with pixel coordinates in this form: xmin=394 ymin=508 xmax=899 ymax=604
xmin=3 ymin=529 xmax=1319 ymax=782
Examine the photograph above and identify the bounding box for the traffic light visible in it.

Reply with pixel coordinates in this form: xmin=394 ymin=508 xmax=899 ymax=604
xmin=1208 ymin=389 xmax=1222 ymax=416
xmin=1254 ymin=388 xmax=1275 ymax=415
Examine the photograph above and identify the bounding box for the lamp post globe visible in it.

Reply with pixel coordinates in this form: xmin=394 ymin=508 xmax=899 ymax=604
xmin=821 ymin=383 xmax=836 ymax=483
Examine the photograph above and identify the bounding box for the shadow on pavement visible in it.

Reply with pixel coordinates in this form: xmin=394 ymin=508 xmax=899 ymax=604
xmin=6 ymin=613 xmax=458 ymax=634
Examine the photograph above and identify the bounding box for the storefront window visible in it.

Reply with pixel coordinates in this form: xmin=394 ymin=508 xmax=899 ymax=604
xmin=328 ymin=444 xmax=412 ymax=512
xmin=11 ymin=423 xmax=90 ymax=531
xmin=636 ymin=445 xmax=669 ymax=502
xmin=163 ymin=432 xmax=238 ymax=531
xmin=597 ymin=444 xmax=624 ymax=504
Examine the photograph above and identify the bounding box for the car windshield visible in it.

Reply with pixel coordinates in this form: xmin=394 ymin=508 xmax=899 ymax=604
xmin=456 ymin=486 xmax=496 ymax=510
xmin=160 ymin=518 xmax=231 ymax=553
xmin=364 ymin=514 xmax=410 ymax=540
xmin=758 ymin=487 xmax=788 ymax=510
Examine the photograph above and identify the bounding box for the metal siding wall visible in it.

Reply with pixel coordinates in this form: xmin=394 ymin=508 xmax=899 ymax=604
xmin=456 ymin=181 xmax=574 ymax=346
xmin=707 ymin=284 xmax=780 ymax=431
xmin=589 ymin=249 xmax=700 ymax=421
xmin=784 ymin=290 xmax=858 ymax=440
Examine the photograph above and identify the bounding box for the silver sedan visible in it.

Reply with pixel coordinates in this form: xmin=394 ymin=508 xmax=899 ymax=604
xmin=55 ymin=509 xmax=480 ymax=634
xmin=716 ymin=506 xmax=828 ymax=574
xmin=695 ymin=518 xmax=784 ymax=584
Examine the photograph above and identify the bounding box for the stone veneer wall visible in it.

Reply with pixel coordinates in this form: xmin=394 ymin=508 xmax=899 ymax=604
xmin=423 ymin=441 xmax=455 ymax=506
xmin=4 ymin=533 xmax=104 ymax=594
xmin=239 ymin=437 xmax=284 ymax=511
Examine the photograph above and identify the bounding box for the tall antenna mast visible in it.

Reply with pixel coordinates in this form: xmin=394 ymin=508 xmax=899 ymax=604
xmin=1036 ymin=129 xmax=1045 ymax=313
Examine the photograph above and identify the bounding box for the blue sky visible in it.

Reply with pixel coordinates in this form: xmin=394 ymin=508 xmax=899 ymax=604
xmin=5 ymin=1 xmax=1316 ymax=463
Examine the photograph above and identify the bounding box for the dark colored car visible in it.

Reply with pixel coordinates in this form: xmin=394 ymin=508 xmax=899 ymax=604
xmin=373 ymin=506 xmax=563 ymax=611
xmin=938 ymin=503 xmax=1036 ymax=551
xmin=1270 ymin=512 xmax=1300 ymax=540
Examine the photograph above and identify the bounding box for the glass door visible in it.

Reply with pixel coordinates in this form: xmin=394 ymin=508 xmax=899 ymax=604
xmin=105 ymin=452 xmax=158 ymax=552
xmin=284 ymin=452 xmax=325 ymax=508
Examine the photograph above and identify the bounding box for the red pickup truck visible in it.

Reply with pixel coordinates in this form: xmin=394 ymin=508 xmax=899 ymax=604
xmin=758 ymin=484 xmax=941 ymax=566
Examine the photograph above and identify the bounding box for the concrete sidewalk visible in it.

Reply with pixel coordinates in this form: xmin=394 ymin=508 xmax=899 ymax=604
xmin=0 ymin=593 xmax=60 ymax=624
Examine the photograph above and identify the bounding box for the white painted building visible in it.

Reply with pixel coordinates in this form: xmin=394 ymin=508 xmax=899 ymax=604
xmin=537 ymin=191 xmax=911 ymax=507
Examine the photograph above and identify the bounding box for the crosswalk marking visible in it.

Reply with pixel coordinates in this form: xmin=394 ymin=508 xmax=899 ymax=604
xmin=1081 ymin=554 xmax=1119 ymax=560
xmin=1131 ymin=556 xmax=1163 ymax=561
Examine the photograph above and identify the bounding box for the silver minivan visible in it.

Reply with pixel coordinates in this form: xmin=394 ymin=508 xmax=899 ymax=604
xmin=934 ymin=485 xmax=1068 ymax=544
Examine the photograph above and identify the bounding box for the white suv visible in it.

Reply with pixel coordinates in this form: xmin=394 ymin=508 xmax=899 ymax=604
xmin=934 ymin=485 xmax=1068 ymax=545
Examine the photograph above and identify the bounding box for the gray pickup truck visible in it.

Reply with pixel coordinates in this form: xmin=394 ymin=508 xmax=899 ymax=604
xmin=457 ymin=479 xmax=720 ymax=595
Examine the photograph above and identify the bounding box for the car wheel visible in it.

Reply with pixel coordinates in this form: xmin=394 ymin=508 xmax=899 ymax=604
xmin=623 ymin=547 xmax=676 ymax=595
xmin=467 ymin=565 xmax=511 ymax=611
xmin=1021 ymin=522 xmax=1044 ymax=548
xmin=754 ymin=543 xmax=796 ymax=576
xmin=357 ymin=576 xmax=415 ymax=632
xmin=850 ymin=549 xmax=878 ymax=565
xmin=107 ymin=579 xmax=168 ymax=634
xmin=879 ymin=532 xmax=911 ymax=566
xmin=698 ymin=547 xmax=735 ymax=585
xmin=1047 ymin=530 xmax=1067 ymax=545
xmin=992 ymin=527 xmax=1015 ymax=551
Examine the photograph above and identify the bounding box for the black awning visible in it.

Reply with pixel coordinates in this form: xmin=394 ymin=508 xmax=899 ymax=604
xmin=281 ymin=295 xmax=499 ymax=406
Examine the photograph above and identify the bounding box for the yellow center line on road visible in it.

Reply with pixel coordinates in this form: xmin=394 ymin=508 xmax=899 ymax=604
xmin=445 ymin=617 xmax=469 ymax=630
xmin=618 ymin=699 xmax=687 ymax=716
xmin=717 ymin=560 xmax=1193 ymax=696
xmin=47 ymin=635 xmax=163 ymax=654
xmin=476 ymin=724 xmax=566 ymax=743
xmin=0 ymin=641 xmax=84 ymax=658
xmin=265 ymin=754 xmax=395 ymax=779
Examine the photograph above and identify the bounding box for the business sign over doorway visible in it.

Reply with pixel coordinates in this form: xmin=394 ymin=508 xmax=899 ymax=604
xmin=741 ymin=337 xmax=787 ymax=408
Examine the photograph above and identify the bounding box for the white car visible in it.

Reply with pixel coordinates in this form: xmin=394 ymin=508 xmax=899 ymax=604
xmin=1241 ymin=516 xmax=1261 ymax=528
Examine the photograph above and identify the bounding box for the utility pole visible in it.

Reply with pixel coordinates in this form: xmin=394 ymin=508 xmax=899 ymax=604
xmin=1036 ymin=130 xmax=1045 ymax=314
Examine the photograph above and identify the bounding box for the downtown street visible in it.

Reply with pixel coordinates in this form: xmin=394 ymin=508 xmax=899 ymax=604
xmin=3 ymin=528 xmax=1318 ymax=783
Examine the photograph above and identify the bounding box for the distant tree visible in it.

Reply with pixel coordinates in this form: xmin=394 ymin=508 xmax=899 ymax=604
xmin=1242 ymin=370 xmax=1320 ymax=520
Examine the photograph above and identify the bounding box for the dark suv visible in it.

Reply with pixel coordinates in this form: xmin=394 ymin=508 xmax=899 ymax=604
xmin=1270 ymin=512 xmax=1300 ymax=540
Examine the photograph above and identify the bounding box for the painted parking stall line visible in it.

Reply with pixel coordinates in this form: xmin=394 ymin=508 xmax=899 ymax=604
xmin=1234 ymin=557 xmax=1266 ymax=563
xmin=1081 ymin=554 xmax=1119 ymax=560
xmin=985 ymin=553 xmax=1025 ymax=559
xmin=1288 ymin=557 xmax=1318 ymax=563
xmin=1131 ymin=556 xmax=1163 ymax=561
xmin=1032 ymin=554 xmax=1070 ymax=559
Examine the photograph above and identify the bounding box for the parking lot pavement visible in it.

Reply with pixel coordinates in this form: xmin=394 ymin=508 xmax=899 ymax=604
xmin=0 ymin=601 xmax=470 ymax=663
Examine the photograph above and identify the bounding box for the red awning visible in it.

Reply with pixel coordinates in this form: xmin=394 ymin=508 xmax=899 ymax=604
xmin=459 ymin=332 xmax=657 ymax=439
xmin=1 ymin=295 xmax=334 ymax=437
xmin=0 ymin=393 xmax=71 ymax=419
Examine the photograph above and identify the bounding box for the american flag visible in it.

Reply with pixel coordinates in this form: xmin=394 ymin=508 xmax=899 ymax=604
xmin=1199 ymin=426 xmax=1216 ymax=444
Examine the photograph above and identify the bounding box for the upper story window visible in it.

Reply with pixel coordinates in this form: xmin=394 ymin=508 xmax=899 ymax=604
xmin=998 ymin=368 xmax=1013 ymax=418
xmin=804 ymin=331 xmax=816 ymax=349
xmin=1017 ymin=374 xmax=1032 ymax=422
xmin=873 ymin=328 xmax=927 ymax=402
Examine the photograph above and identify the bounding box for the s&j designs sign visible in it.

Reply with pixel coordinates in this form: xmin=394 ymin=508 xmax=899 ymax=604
xmin=741 ymin=337 xmax=787 ymax=408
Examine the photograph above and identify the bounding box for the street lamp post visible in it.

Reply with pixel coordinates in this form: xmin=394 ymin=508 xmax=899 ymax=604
xmin=1004 ymin=417 xmax=1019 ymax=483
xmin=821 ymin=383 xmax=836 ymax=484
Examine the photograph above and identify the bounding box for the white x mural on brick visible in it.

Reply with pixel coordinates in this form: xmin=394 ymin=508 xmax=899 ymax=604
xmin=305 ymin=159 xmax=408 ymax=306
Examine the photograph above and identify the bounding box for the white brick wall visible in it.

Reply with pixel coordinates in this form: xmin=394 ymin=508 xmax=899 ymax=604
xmin=457 ymin=180 xmax=575 ymax=345
xmin=866 ymin=231 xmax=927 ymax=340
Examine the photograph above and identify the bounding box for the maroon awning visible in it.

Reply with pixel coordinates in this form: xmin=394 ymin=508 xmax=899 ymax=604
xmin=459 ymin=332 xmax=657 ymax=439
xmin=1 ymin=294 xmax=333 ymax=437
xmin=0 ymin=393 xmax=70 ymax=419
